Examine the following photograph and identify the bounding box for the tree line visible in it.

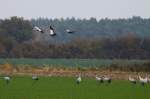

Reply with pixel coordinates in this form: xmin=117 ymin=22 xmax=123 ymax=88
xmin=0 ymin=16 xmax=150 ymax=59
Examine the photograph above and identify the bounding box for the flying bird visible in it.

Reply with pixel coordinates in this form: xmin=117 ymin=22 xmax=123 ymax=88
xmin=49 ymin=26 xmax=56 ymax=36
xmin=66 ymin=29 xmax=75 ymax=34
xmin=33 ymin=26 xmax=44 ymax=33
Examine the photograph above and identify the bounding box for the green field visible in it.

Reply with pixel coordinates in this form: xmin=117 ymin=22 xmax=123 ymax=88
xmin=0 ymin=76 xmax=150 ymax=99
xmin=0 ymin=59 xmax=148 ymax=67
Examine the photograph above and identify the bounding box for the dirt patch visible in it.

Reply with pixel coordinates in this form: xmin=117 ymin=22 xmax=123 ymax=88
xmin=0 ymin=67 xmax=149 ymax=80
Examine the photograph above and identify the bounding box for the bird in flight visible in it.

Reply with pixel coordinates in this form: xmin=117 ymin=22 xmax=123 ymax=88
xmin=33 ymin=26 xmax=44 ymax=33
xmin=66 ymin=29 xmax=76 ymax=34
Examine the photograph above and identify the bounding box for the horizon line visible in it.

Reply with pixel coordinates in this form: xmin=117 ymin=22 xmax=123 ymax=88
xmin=0 ymin=16 xmax=150 ymax=20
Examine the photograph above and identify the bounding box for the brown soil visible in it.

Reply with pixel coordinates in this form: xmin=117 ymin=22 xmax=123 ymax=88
xmin=0 ymin=67 xmax=149 ymax=80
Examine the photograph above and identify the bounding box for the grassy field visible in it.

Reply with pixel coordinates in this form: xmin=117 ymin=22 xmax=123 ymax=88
xmin=0 ymin=76 xmax=150 ymax=99
xmin=0 ymin=58 xmax=148 ymax=67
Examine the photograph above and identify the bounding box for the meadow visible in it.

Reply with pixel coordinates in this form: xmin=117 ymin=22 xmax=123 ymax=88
xmin=0 ymin=76 xmax=150 ymax=99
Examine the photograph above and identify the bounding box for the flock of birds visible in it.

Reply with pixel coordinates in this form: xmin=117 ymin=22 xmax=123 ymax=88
xmin=1 ymin=75 xmax=111 ymax=85
xmin=0 ymin=75 xmax=149 ymax=86
xmin=129 ymin=76 xmax=150 ymax=86
xmin=1 ymin=76 xmax=39 ymax=84
xmin=33 ymin=25 xmax=75 ymax=36
xmin=2 ymin=75 xmax=150 ymax=86
xmin=77 ymin=75 xmax=150 ymax=86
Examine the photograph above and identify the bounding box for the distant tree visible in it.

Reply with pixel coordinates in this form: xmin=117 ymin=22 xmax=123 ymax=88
xmin=0 ymin=16 xmax=33 ymax=43
xmin=0 ymin=16 xmax=150 ymax=58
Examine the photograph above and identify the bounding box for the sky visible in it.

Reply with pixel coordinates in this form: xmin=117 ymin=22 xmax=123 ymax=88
xmin=0 ymin=0 xmax=149 ymax=19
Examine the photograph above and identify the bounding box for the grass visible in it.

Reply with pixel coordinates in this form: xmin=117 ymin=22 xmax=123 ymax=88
xmin=0 ymin=76 xmax=150 ymax=99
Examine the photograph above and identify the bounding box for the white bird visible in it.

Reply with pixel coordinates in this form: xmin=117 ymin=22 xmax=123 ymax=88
xmin=129 ymin=76 xmax=136 ymax=84
xmin=4 ymin=76 xmax=10 ymax=84
xmin=103 ymin=76 xmax=111 ymax=83
xmin=95 ymin=75 xmax=103 ymax=83
xmin=49 ymin=26 xmax=56 ymax=36
xmin=139 ymin=76 xmax=148 ymax=86
xmin=66 ymin=29 xmax=75 ymax=34
xmin=33 ymin=26 xmax=44 ymax=33
xmin=76 ymin=75 xmax=82 ymax=84
xmin=32 ymin=76 xmax=39 ymax=80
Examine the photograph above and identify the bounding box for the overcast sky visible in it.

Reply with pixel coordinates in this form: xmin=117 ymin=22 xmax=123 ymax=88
xmin=0 ymin=0 xmax=149 ymax=19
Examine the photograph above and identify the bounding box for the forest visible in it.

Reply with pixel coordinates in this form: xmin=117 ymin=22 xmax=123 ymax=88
xmin=0 ymin=16 xmax=150 ymax=59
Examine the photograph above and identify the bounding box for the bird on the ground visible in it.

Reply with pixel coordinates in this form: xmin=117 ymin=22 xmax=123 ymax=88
xmin=139 ymin=76 xmax=148 ymax=86
xmin=32 ymin=76 xmax=39 ymax=80
xmin=103 ymin=76 xmax=111 ymax=83
xmin=4 ymin=76 xmax=11 ymax=84
xmin=76 ymin=75 xmax=82 ymax=85
xmin=95 ymin=75 xmax=103 ymax=83
xmin=129 ymin=76 xmax=136 ymax=84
